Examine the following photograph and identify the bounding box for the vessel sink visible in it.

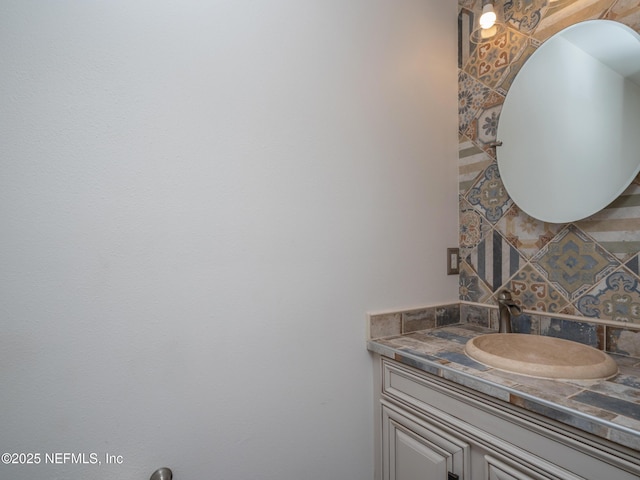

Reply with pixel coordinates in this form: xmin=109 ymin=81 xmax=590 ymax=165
xmin=464 ymin=334 xmax=618 ymax=380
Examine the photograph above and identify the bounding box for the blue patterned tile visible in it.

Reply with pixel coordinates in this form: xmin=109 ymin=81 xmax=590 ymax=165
xmin=532 ymin=225 xmax=620 ymax=301
xmin=466 ymin=164 xmax=513 ymax=223
xmin=459 ymin=262 xmax=492 ymax=302
xmin=626 ymin=254 xmax=640 ymax=275
xmin=576 ymin=270 xmax=640 ymax=324
xmin=466 ymin=229 xmax=524 ymax=292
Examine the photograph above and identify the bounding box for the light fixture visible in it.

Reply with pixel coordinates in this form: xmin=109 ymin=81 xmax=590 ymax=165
xmin=479 ymin=2 xmax=497 ymax=30
xmin=469 ymin=0 xmax=504 ymax=44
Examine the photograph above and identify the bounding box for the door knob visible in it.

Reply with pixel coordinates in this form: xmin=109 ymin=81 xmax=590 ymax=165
xmin=150 ymin=467 xmax=172 ymax=480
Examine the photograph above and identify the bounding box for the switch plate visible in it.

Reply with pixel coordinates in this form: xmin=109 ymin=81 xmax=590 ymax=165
xmin=447 ymin=248 xmax=460 ymax=275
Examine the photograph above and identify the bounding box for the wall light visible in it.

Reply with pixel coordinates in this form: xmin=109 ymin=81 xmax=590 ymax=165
xmin=470 ymin=0 xmax=504 ymax=44
xmin=479 ymin=2 xmax=497 ymax=30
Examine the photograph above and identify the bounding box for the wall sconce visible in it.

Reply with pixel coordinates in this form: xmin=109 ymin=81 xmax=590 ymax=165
xmin=479 ymin=2 xmax=497 ymax=29
xmin=470 ymin=0 xmax=504 ymax=43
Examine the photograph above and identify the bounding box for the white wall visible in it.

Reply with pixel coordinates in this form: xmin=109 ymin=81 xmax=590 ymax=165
xmin=0 ymin=1 xmax=458 ymax=479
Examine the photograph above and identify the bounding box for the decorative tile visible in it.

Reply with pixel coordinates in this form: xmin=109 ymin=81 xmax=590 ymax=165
xmin=539 ymin=317 xmax=603 ymax=348
xmin=532 ymin=225 xmax=620 ymax=301
xmin=460 ymin=198 xmax=492 ymax=255
xmin=459 ymin=70 xmax=490 ymax=135
xmin=503 ymin=0 xmax=548 ymax=34
xmin=607 ymin=327 xmax=640 ymax=358
xmin=464 ymin=90 xmax=505 ymax=154
xmin=458 ymin=8 xmax=477 ymax=69
xmin=576 ymin=180 xmax=640 ymax=261
xmin=457 ymin=0 xmax=640 ymax=335
xmin=495 ymin=40 xmax=538 ymax=96
xmin=459 ymin=0 xmax=478 ymax=10
xmin=464 ymin=28 xmax=529 ymax=90
xmin=533 ymin=0 xmax=616 ymax=41
xmin=458 ymin=135 xmax=493 ymax=194
xmin=605 ymin=0 xmax=640 ymax=31
xmin=558 ymin=303 xmax=580 ymax=316
xmin=459 ymin=261 xmax=493 ymax=302
xmin=626 ymin=254 xmax=640 ymax=275
xmin=466 ymin=164 xmax=513 ymax=223
xmin=576 ymin=269 xmax=640 ymax=324
xmin=465 ymin=229 xmax=525 ymax=292
xmin=507 ymin=264 xmax=568 ymax=312
xmin=495 ymin=204 xmax=564 ymax=259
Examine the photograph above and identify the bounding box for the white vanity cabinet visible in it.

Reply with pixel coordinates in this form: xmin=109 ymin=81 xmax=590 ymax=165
xmin=373 ymin=355 xmax=640 ymax=480
xmin=382 ymin=402 xmax=468 ymax=480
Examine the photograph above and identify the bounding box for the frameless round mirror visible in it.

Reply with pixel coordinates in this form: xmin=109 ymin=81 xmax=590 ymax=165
xmin=497 ymin=20 xmax=640 ymax=223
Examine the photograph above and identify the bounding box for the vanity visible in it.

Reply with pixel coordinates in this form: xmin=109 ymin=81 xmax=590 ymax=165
xmin=370 ymin=14 xmax=640 ymax=480
xmin=368 ymin=325 xmax=640 ymax=480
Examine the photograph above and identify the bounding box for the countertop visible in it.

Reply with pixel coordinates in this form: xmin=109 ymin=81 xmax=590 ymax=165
xmin=367 ymin=324 xmax=640 ymax=451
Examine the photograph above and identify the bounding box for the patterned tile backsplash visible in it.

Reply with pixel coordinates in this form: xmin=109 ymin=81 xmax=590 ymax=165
xmin=457 ymin=0 xmax=640 ymax=340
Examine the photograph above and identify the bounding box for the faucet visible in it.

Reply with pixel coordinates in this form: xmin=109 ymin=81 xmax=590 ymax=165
xmin=497 ymin=289 xmax=522 ymax=333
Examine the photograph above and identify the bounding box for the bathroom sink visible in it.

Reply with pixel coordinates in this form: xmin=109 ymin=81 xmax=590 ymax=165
xmin=464 ymin=334 xmax=618 ymax=380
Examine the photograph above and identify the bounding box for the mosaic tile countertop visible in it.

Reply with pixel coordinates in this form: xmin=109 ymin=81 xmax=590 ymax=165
xmin=368 ymin=324 xmax=640 ymax=452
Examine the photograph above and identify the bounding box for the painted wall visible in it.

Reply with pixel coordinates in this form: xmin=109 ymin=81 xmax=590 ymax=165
xmin=457 ymin=1 xmax=640 ymax=343
xmin=0 ymin=1 xmax=458 ymax=479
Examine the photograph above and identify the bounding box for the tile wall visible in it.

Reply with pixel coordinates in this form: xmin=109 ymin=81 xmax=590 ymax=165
xmin=457 ymin=0 xmax=640 ymax=356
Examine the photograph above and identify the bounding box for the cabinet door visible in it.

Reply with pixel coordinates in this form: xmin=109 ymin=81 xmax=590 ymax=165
xmin=382 ymin=403 xmax=468 ymax=480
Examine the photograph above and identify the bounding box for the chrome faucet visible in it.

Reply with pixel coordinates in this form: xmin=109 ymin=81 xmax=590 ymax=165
xmin=497 ymin=289 xmax=522 ymax=333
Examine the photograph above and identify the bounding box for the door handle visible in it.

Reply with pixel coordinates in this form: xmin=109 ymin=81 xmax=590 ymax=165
xmin=150 ymin=467 xmax=172 ymax=480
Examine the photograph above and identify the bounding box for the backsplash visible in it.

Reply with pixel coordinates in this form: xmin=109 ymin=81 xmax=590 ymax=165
xmin=368 ymin=301 xmax=640 ymax=359
xmin=457 ymin=0 xmax=640 ymax=348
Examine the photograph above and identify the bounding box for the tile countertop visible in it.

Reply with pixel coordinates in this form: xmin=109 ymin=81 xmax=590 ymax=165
xmin=367 ymin=324 xmax=640 ymax=452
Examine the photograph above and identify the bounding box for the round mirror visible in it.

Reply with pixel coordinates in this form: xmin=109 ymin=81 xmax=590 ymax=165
xmin=497 ymin=20 xmax=640 ymax=224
